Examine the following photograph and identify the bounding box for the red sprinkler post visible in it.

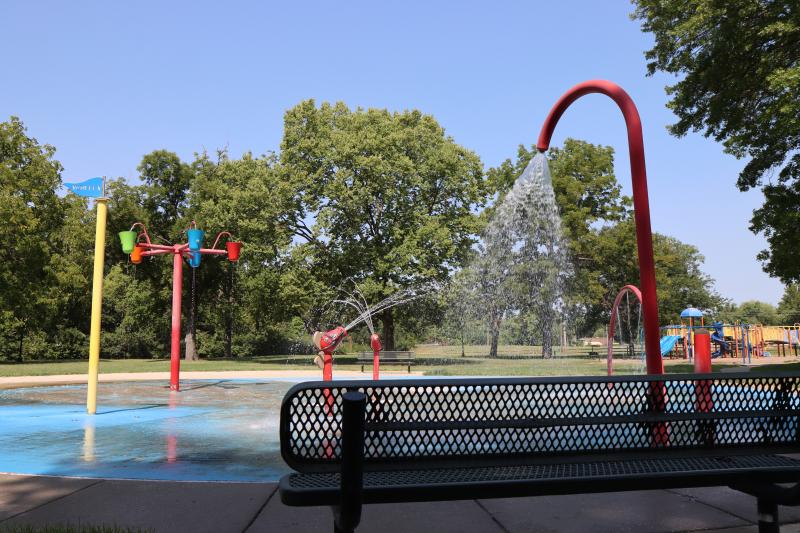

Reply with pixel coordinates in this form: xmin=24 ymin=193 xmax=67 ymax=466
xmin=693 ymin=329 xmax=714 ymax=444
xmin=370 ymin=333 xmax=382 ymax=380
xmin=537 ymin=80 xmax=662 ymax=375
xmin=317 ymin=326 xmax=348 ymax=381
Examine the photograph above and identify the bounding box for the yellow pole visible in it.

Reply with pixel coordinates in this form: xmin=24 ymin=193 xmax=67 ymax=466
xmin=86 ymin=195 xmax=108 ymax=415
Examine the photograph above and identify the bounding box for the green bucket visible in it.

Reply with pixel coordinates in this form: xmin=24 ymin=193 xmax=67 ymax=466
xmin=119 ymin=231 xmax=137 ymax=254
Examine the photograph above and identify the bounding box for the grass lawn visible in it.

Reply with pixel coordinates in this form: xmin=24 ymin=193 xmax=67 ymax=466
xmin=2 ymin=344 xmax=799 ymax=378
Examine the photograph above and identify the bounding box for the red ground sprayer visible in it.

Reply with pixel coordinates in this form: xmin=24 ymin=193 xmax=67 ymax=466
xmin=313 ymin=326 xmax=347 ymax=381
xmin=370 ymin=333 xmax=382 ymax=380
xmin=312 ymin=326 xmax=383 ymax=381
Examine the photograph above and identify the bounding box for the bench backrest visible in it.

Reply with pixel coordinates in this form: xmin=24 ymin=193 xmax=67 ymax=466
xmin=356 ymin=351 xmax=414 ymax=361
xmin=280 ymin=373 xmax=800 ymax=473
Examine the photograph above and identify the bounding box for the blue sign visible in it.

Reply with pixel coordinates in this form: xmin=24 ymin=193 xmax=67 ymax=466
xmin=65 ymin=177 xmax=104 ymax=198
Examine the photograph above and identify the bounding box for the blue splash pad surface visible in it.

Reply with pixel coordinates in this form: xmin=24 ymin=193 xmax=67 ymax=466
xmin=0 ymin=380 xmax=293 ymax=482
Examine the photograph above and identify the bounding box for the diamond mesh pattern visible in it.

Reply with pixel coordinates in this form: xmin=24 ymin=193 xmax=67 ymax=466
xmin=284 ymin=454 xmax=800 ymax=490
xmin=280 ymin=374 xmax=800 ymax=471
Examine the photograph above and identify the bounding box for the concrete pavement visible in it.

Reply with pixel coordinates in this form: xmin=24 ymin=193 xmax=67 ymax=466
xmin=3 ymin=474 xmax=800 ymax=532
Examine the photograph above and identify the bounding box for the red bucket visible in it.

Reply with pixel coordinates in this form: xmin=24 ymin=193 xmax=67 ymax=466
xmin=226 ymin=241 xmax=242 ymax=262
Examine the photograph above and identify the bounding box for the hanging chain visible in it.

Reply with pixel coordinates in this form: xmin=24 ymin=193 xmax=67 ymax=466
xmin=191 ymin=267 xmax=197 ymax=338
xmin=226 ymin=260 xmax=235 ymax=357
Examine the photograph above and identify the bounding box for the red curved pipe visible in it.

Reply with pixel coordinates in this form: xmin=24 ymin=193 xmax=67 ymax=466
xmin=538 ymin=80 xmax=662 ymax=375
xmin=607 ymin=285 xmax=643 ymax=376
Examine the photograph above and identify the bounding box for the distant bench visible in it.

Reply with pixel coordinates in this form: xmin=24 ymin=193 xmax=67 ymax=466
xmin=280 ymin=373 xmax=800 ymax=532
xmin=356 ymin=351 xmax=414 ymax=373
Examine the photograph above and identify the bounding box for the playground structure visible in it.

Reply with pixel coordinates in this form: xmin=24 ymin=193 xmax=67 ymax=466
xmin=659 ymin=307 xmax=705 ymax=360
xmin=117 ymin=221 xmax=242 ymax=391
xmin=657 ymin=306 xmax=800 ymax=363
xmin=662 ymin=320 xmax=800 ymax=363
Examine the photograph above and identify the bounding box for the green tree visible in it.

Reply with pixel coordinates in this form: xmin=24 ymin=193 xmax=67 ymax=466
xmin=718 ymin=300 xmax=780 ymax=325
xmin=778 ymin=284 xmax=800 ymax=324
xmin=632 ymin=0 xmax=800 ymax=281
xmin=488 ymin=140 xmax=629 ymax=237
xmin=280 ymin=101 xmax=486 ymax=349
xmin=102 ymin=264 xmax=167 ymax=358
xmin=0 ymin=117 xmax=66 ymax=360
xmin=138 ymin=150 xmax=193 ymax=239
xmin=41 ymin=194 xmax=96 ymax=357
xmin=596 ymin=220 xmax=724 ymax=325
xmin=188 ymin=149 xmax=303 ymax=357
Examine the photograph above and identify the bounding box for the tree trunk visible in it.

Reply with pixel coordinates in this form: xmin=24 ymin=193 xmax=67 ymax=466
xmin=17 ymin=326 xmax=24 ymax=362
xmin=381 ymin=309 xmax=395 ymax=351
xmin=460 ymin=329 xmax=465 ymax=358
xmin=541 ymin=311 xmax=553 ymax=359
xmin=489 ymin=312 xmax=501 ymax=358
xmin=184 ymin=332 xmax=198 ymax=361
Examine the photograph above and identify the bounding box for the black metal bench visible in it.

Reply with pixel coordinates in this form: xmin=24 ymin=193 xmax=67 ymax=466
xmin=356 ymin=350 xmax=414 ymax=373
xmin=279 ymin=373 xmax=800 ymax=532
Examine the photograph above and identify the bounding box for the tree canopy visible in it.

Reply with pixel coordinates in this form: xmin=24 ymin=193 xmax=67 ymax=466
xmin=632 ymin=0 xmax=800 ymax=282
xmin=0 ymin=113 xmax=733 ymax=361
xmin=717 ymin=300 xmax=781 ymax=325
xmin=778 ymin=284 xmax=800 ymax=324
xmin=280 ymin=101 xmax=486 ymax=349
xmin=0 ymin=117 xmax=72 ymax=359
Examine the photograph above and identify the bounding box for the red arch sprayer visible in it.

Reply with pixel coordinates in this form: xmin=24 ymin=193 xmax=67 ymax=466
xmin=537 ymin=80 xmax=661 ymax=376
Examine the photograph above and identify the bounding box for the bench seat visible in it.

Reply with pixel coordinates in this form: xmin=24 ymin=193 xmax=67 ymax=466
xmin=281 ymin=453 xmax=800 ymax=506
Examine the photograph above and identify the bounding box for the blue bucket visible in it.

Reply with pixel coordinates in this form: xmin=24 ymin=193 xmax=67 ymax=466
xmin=188 ymin=229 xmax=205 ymax=252
xmin=187 ymin=251 xmax=201 ymax=268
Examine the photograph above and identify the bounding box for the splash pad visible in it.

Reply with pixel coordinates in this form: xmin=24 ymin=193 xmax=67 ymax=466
xmin=0 ymin=80 xmax=672 ymax=486
xmin=0 ymin=380 xmax=292 ymax=482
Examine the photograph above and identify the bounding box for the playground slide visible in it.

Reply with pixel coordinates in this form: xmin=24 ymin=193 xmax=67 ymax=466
xmin=710 ymin=331 xmax=729 ymax=357
xmin=660 ymin=335 xmax=682 ymax=356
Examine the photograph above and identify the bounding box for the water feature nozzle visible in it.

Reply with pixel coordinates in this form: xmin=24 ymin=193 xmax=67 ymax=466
xmin=370 ymin=333 xmax=381 ymax=353
xmin=318 ymin=326 xmax=348 ymax=355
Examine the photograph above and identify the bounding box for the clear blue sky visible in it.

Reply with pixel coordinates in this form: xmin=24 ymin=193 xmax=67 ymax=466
xmin=1 ymin=0 xmax=784 ymax=306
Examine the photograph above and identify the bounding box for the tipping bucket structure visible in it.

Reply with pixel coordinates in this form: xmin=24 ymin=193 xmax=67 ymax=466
xmin=226 ymin=241 xmax=242 ymax=262
xmin=119 ymin=231 xmax=137 ymax=254
xmin=188 ymin=229 xmax=204 ymax=252
xmin=113 ymin=221 xmax=241 ymax=393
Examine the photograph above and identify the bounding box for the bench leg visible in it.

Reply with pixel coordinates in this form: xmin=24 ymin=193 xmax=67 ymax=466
xmin=333 ymin=515 xmax=355 ymax=533
xmin=333 ymin=391 xmax=366 ymax=532
xmin=757 ymin=497 xmax=779 ymax=533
